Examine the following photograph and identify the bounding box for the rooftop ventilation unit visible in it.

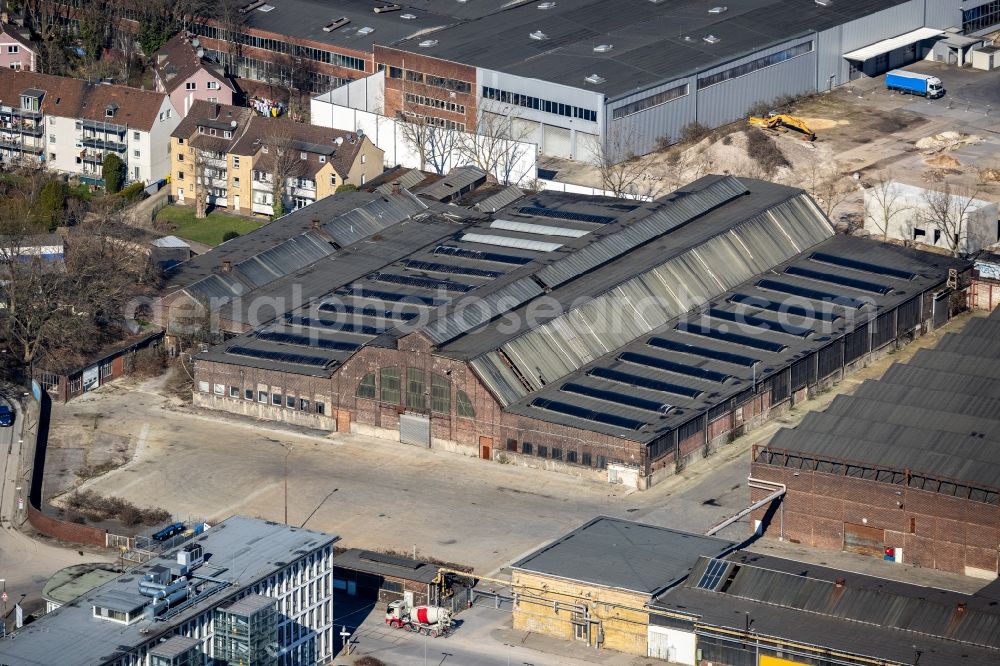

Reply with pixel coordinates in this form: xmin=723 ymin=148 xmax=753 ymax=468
xmin=401 ymin=13 xmax=417 ymax=19
xmin=357 ymin=26 xmax=376 ymax=35
xmin=257 ymin=3 xmax=274 ymax=11
xmin=538 ymin=1 xmax=556 ymax=7
xmin=240 ymin=0 xmax=265 ymax=13
xmin=373 ymin=3 xmax=401 ymax=13
xmin=593 ymin=44 xmax=613 ymax=53
xmin=683 ymin=35 xmax=695 ymax=42
xmin=585 ymin=74 xmax=606 ymax=84
xmin=708 ymin=5 xmax=727 ymax=13
xmin=703 ymin=34 xmax=720 ymax=44
xmin=323 ymin=17 xmax=351 ymax=32
xmin=815 ymin=0 xmax=832 ymax=5
xmin=418 ymin=39 xmax=438 ymax=47
xmin=529 ymin=30 xmax=548 ymax=40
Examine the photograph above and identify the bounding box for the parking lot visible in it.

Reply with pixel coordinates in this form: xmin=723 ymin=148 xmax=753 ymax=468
xmin=56 ymin=375 xmax=751 ymax=573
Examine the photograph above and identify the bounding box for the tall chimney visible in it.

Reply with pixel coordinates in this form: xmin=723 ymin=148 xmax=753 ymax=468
xmin=957 ymin=602 xmax=967 ymax=614
xmin=222 ymin=260 xmax=232 ymax=273
xmin=310 ymin=218 xmax=320 ymax=230
xmin=834 ymin=577 xmax=846 ymax=589
xmin=391 ymin=181 xmax=401 ymax=195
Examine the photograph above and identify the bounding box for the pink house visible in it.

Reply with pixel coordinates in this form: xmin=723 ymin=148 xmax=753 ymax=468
xmin=0 ymin=24 xmax=37 ymax=72
xmin=153 ymin=34 xmax=234 ymax=119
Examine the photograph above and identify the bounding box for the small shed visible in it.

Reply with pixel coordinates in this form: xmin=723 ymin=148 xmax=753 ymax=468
xmin=972 ymin=45 xmax=1000 ymax=71
xmin=332 ymin=549 xmax=442 ymax=606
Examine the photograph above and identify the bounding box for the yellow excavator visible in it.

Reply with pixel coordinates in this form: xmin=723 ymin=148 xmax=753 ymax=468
xmin=748 ymin=112 xmax=816 ymax=141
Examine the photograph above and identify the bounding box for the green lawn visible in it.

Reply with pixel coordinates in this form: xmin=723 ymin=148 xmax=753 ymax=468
xmin=154 ymin=205 xmax=265 ymax=246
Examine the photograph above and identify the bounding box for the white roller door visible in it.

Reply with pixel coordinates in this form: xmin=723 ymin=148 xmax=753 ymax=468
xmin=512 ymin=118 xmax=541 ymax=149
xmin=542 ymin=124 xmax=572 ymax=159
xmin=573 ymin=132 xmax=600 ymax=164
xmin=399 ymin=413 xmax=430 ymax=447
xmin=647 ymin=625 xmax=696 ymax=665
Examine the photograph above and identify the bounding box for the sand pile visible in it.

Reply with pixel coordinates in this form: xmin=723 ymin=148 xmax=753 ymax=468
xmin=923 ymin=154 xmax=962 ymax=168
xmin=915 ymin=131 xmax=981 ymax=153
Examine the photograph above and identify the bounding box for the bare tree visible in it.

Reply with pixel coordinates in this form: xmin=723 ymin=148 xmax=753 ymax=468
xmin=919 ymin=183 xmax=984 ymax=257
xmin=593 ymin=126 xmax=662 ymax=198
xmin=191 ymin=146 xmax=209 ymax=219
xmin=397 ymin=115 xmax=457 ymax=175
xmin=455 ymin=102 xmax=533 ymax=185
xmin=863 ymin=173 xmax=908 ymax=241
xmin=258 ymin=123 xmax=305 ymax=218
xmin=805 ymin=163 xmax=854 ymax=221
xmin=213 ymin=0 xmax=249 ymax=76
xmin=0 ymin=204 xmax=148 ymax=373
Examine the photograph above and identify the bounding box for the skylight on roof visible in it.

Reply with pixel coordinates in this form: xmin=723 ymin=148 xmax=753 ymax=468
xmin=529 ymin=30 xmax=548 ymax=40
xmin=418 ymin=39 xmax=438 ymax=47
xmin=585 ymin=74 xmax=606 ymax=85
xmin=538 ymin=1 xmax=556 ymax=8
xmin=257 ymin=3 xmax=275 ymax=11
xmin=357 ymin=26 xmax=375 ymax=35
xmin=593 ymin=44 xmax=613 ymax=53
xmin=708 ymin=6 xmax=728 ymax=13
xmin=703 ymin=34 xmax=721 ymax=44
xmin=401 ymin=13 xmax=417 ymax=19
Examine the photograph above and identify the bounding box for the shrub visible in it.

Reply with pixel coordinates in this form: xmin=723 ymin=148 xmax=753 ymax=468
xmin=746 ymin=128 xmax=791 ymax=175
xmin=336 ymin=183 xmax=359 ymax=194
xmin=33 ymin=179 xmax=67 ymax=230
xmin=102 ymin=154 xmax=125 ymax=193
xmin=679 ymin=122 xmax=712 ymax=145
xmin=355 ymin=657 xmax=388 ymax=666
xmin=221 ymin=230 xmax=240 ymax=242
xmin=116 ymin=181 xmax=147 ymax=202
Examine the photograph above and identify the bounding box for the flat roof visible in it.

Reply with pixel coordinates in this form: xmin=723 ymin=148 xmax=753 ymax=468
xmin=654 ymin=551 xmax=1000 ymax=665
xmin=512 ymin=516 xmax=737 ymax=595
xmin=760 ymin=308 xmax=1000 ymax=501
xmin=333 ymin=548 xmax=440 ymax=584
xmin=0 ymin=516 xmax=337 ymax=666
xmin=42 ymin=564 xmax=121 ymax=605
xmin=844 ymin=27 xmax=943 ymax=61
xmin=389 ymin=0 xmax=915 ymax=98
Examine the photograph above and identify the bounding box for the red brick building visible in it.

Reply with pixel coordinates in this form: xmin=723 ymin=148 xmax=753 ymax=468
xmin=181 ymin=176 xmax=966 ymax=489
xmin=751 ymin=309 xmax=1000 ymax=577
xmin=375 ymin=45 xmax=478 ymax=132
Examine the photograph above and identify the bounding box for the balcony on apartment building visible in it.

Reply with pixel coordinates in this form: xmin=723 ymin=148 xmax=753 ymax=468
xmin=0 ymin=136 xmax=43 ymax=153
xmin=0 ymin=106 xmax=43 ymax=121
xmin=81 ymin=136 xmax=127 ymax=153
xmin=0 ymin=117 xmax=43 ymax=137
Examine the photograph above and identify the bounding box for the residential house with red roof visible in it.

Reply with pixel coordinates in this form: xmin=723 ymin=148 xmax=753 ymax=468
xmin=0 ymin=24 xmax=37 ymax=72
xmin=0 ymin=69 xmax=179 ymax=184
xmin=153 ymin=34 xmax=235 ymax=119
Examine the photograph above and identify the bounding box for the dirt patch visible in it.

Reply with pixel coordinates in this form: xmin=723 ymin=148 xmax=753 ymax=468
xmin=915 ymin=131 xmax=982 ymax=153
xmin=924 ymin=154 xmax=962 ymax=168
xmin=62 ymin=489 xmax=171 ymax=527
xmin=798 ymin=117 xmax=849 ymax=130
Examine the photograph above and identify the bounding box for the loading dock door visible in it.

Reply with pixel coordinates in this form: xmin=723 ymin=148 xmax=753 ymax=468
xmin=844 ymin=522 xmax=884 ymax=557
xmin=400 ymin=413 xmax=430 ymax=447
xmin=542 ymin=124 xmax=572 ymax=159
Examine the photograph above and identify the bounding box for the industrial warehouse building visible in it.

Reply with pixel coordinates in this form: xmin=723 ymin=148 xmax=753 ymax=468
xmin=173 ymin=174 xmax=966 ymax=489
xmin=751 ymin=307 xmax=1000 ymax=578
xmin=511 ymin=517 xmax=1000 ymax=665
xmin=169 ymin=0 xmax=1000 ymax=159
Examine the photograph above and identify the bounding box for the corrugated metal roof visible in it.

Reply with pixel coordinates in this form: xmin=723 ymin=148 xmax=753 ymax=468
xmin=417 ymin=165 xmax=486 ymax=201
xmin=478 ymin=192 xmax=833 ymax=404
xmin=474 ymin=186 xmax=526 ymax=213
xmin=374 ymin=168 xmax=426 ymax=195
xmin=681 ymin=556 xmax=1000 ymax=651
xmin=322 ymin=191 xmax=428 ymax=246
xmin=234 ymin=232 xmax=335 ymax=288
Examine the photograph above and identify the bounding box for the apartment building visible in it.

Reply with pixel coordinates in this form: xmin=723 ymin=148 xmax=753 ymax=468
xmin=170 ymin=100 xmax=382 ymax=216
xmin=0 ymin=516 xmax=338 ymax=666
xmin=0 ymin=69 xmax=179 ymax=184
xmin=153 ymin=33 xmax=235 ymax=119
xmin=0 ymin=23 xmax=37 ymax=71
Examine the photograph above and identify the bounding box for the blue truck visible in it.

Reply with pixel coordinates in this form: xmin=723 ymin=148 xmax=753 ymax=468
xmin=885 ymin=70 xmax=944 ymax=98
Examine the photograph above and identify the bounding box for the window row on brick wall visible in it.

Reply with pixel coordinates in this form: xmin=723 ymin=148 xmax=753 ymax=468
xmin=198 ymin=380 xmax=326 ymax=415
xmin=355 ymin=367 xmax=476 ymax=418
xmin=505 ymin=437 xmax=609 ymax=469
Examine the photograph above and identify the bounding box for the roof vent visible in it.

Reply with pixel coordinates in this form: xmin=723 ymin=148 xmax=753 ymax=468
xmin=373 ymin=3 xmax=401 ymax=13
xmin=708 ymin=5 xmax=727 ymax=13
xmin=323 ymin=17 xmax=351 ymax=32
xmin=584 ymin=74 xmax=606 ymax=85
xmin=529 ymin=30 xmax=548 ymax=40
xmin=257 ymin=3 xmax=275 ymax=11
xmin=239 ymin=0 xmax=265 ymax=13
xmin=593 ymin=44 xmax=613 ymax=53
xmin=683 ymin=35 xmax=695 ymax=42
xmin=538 ymin=1 xmax=556 ymax=7
xmin=357 ymin=26 xmax=375 ymax=36
xmin=815 ymin=0 xmax=832 ymax=5
xmin=418 ymin=39 xmax=438 ymax=48
xmin=703 ymin=34 xmax=720 ymax=44
xmin=400 ymin=13 xmax=417 ymax=19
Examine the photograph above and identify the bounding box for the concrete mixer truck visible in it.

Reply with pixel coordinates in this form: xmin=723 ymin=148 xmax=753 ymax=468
xmin=385 ymin=600 xmax=454 ymax=637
